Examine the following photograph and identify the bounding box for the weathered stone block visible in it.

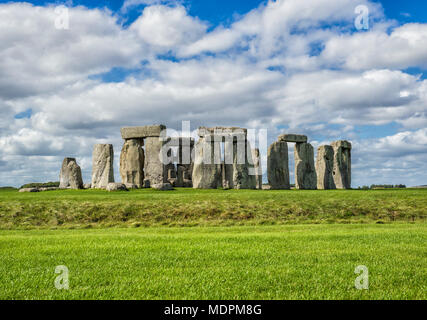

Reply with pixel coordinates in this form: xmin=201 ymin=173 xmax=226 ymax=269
xmin=316 ymin=145 xmax=336 ymax=190
xmin=121 ymin=125 xmax=166 ymax=139
xmin=331 ymin=140 xmax=352 ymax=189
xmin=59 ymin=158 xmax=84 ymax=189
xmin=267 ymin=141 xmax=290 ymax=189
xmin=19 ymin=188 xmax=39 ymax=192
xmin=278 ymin=134 xmax=308 ymax=143
xmin=120 ymin=139 xmax=144 ymax=188
xmin=294 ymin=143 xmax=317 ymax=190
xmin=92 ymin=144 xmax=115 ymax=189
xmin=252 ymin=148 xmax=263 ymax=190
xmin=144 ymin=136 xmax=167 ymax=186
xmin=152 ymin=182 xmax=174 ymax=191
xmin=197 ymin=126 xmax=247 ymax=138
xmin=106 ymin=183 xmax=128 ymax=192
xmin=192 ymin=136 xmax=222 ymax=189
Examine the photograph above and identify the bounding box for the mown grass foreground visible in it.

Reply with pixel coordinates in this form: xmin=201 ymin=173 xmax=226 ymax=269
xmin=0 ymin=188 xmax=426 ymax=229
xmin=0 ymin=224 xmax=425 ymax=300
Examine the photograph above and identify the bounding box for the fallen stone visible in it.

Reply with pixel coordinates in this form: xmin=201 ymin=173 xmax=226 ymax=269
xmin=120 ymin=139 xmax=144 ymax=188
xmin=152 ymin=183 xmax=174 ymax=191
xmin=294 ymin=143 xmax=317 ymax=190
xmin=267 ymin=141 xmax=290 ymax=189
xmin=316 ymin=145 xmax=336 ymax=190
xmin=19 ymin=188 xmax=39 ymax=192
xmin=92 ymin=144 xmax=115 ymax=189
xmin=59 ymin=158 xmax=84 ymax=189
xmin=83 ymin=183 xmax=92 ymax=189
xmin=121 ymin=125 xmax=166 ymax=139
xmin=106 ymin=183 xmax=128 ymax=192
xmin=278 ymin=134 xmax=308 ymax=143
xmin=39 ymin=187 xmax=60 ymax=192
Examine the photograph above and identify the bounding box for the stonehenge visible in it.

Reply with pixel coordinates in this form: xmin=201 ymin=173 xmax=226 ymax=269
xmin=193 ymin=127 xmax=256 ymax=189
xmin=119 ymin=125 xmax=195 ymax=189
xmin=92 ymin=144 xmax=115 ymax=189
xmin=59 ymin=158 xmax=83 ymax=189
xmin=267 ymin=134 xmax=350 ymax=190
xmin=331 ymin=140 xmax=352 ymax=189
xmin=120 ymin=125 xmax=167 ymax=188
xmin=55 ymin=124 xmax=351 ymax=192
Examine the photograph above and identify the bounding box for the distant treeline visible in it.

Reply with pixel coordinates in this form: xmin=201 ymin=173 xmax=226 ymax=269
xmin=358 ymin=184 xmax=407 ymax=190
xmin=20 ymin=182 xmax=60 ymax=189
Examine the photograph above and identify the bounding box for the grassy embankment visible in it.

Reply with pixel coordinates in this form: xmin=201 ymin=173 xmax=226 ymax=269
xmin=0 ymin=188 xmax=425 ymax=229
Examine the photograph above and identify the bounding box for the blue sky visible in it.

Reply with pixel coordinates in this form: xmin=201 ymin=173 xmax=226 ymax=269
xmin=0 ymin=0 xmax=426 ymax=187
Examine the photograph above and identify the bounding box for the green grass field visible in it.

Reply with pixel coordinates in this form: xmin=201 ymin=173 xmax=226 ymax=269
xmin=0 ymin=224 xmax=425 ymax=300
xmin=0 ymin=188 xmax=425 ymax=300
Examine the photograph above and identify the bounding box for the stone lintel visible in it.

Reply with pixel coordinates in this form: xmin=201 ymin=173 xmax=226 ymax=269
xmin=197 ymin=126 xmax=247 ymax=138
xmin=121 ymin=125 xmax=166 ymax=140
xmin=278 ymin=134 xmax=308 ymax=143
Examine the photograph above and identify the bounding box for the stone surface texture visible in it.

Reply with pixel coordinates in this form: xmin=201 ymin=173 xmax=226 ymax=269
xmin=331 ymin=140 xmax=352 ymax=189
xmin=152 ymin=182 xmax=174 ymax=191
xmin=294 ymin=143 xmax=317 ymax=190
xmin=192 ymin=136 xmax=222 ymax=189
xmin=252 ymin=148 xmax=263 ymax=190
xmin=120 ymin=139 xmax=145 ymax=188
xmin=106 ymin=183 xmax=128 ymax=192
xmin=316 ymin=145 xmax=336 ymax=190
xmin=278 ymin=134 xmax=308 ymax=143
xmin=91 ymin=144 xmax=115 ymax=189
xmin=144 ymin=136 xmax=167 ymax=186
xmin=59 ymin=158 xmax=84 ymax=189
xmin=121 ymin=125 xmax=166 ymax=139
xmin=267 ymin=141 xmax=290 ymax=189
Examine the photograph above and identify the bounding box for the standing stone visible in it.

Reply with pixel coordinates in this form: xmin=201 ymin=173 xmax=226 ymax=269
xmin=316 ymin=145 xmax=336 ymax=190
xmin=294 ymin=143 xmax=317 ymax=190
xmin=192 ymin=135 xmax=222 ymax=189
xmin=120 ymin=139 xmax=144 ymax=188
xmin=144 ymin=136 xmax=167 ymax=186
xmin=331 ymin=140 xmax=352 ymax=189
xmin=267 ymin=141 xmax=290 ymax=189
xmin=222 ymin=136 xmax=234 ymax=189
xmin=252 ymin=148 xmax=263 ymax=190
xmin=233 ymin=139 xmax=256 ymax=189
xmin=91 ymin=144 xmax=114 ymax=189
xmin=175 ymin=138 xmax=194 ymax=187
xmin=219 ymin=130 xmax=256 ymax=190
xmin=59 ymin=158 xmax=84 ymax=189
